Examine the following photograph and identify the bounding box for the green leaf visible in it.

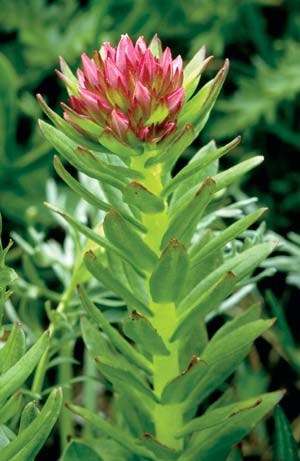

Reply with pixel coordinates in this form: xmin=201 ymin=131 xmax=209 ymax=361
xmin=1 ymin=388 xmax=62 ymax=461
xmin=178 ymin=391 xmax=284 ymax=461
xmin=0 ymin=323 xmax=26 ymax=373
xmin=103 ymin=209 xmax=157 ymax=271
xmin=81 ymin=316 xmax=145 ymax=379
xmin=0 ymin=392 xmax=23 ymax=425
xmin=274 ymin=405 xmax=299 ymax=461
xmin=18 ymin=401 xmax=40 ymax=433
xmin=162 ymin=136 xmax=240 ymax=198
xmin=150 ymin=239 xmax=189 ymax=303
xmin=171 ymin=272 xmax=236 ymax=342
xmin=0 ymin=331 xmax=50 ymax=403
xmin=66 ymin=403 xmax=154 ymax=459
xmin=62 ymin=440 xmax=103 ymax=461
xmin=45 ymin=202 xmax=145 ymax=275
xmin=123 ymin=310 xmax=170 ymax=356
xmin=191 ymin=207 xmax=267 ymax=268
xmin=78 ymin=286 xmax=152 ymax=375
xmin=178 ymin=242 xmax=276 ymax=316
xmin=39 ymin=120 xmax=125 ymax=189
xmin=162 ymin=319 xmax=273 ymax=405
xmin=213 ymin=156 xmax=264 ymax=192
xmin=162 ymin=177 xmax=216 ymax=248
xmin=122 ymin=181 xmax=165 ymax=214
xmin=95 ymin=359 xmax=158 ymax=404
xmin=139 ymin=434 xmax=180 ymax=460
xmin=84 ymin=251 xmax=151 ymax=315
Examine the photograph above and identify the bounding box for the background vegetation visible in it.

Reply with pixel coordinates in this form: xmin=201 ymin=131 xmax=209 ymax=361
xmin=0 ymin=0 xmax=299 ymax=459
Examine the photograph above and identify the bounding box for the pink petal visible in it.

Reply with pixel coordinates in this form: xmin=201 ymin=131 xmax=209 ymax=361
xmin=104 ymin=58 xmax=126 ymax=89
xmin=68 ymin=96 xmax=87 ymax=114
xmin=76 ymin=69 xmax=86 ymax=87
xmin=116 ymin=34 xmax=137 ymax=71
xmin=110 ymin=109 xmax=130 ymax=138
xmin=138 ymin=49 xmax=156 ymax=84
xmin=136 ymin=125 xmax=151 ymax=141
xmin=100 ymin=42 xmax=116 ymax=61
xmin=79 ymin=88 xmax=111 ymax=113
xmin=166 ymin=87 xmax=185 ymax=113
xmin=135 ymin=36 xmax=147 ymax=56
xmin=81 ymin=53 xmax=99 ymax=86
xmin=160 ymin=47 xmax=172 ymax=74
xmin=133 ymin=81 xmax=151 ymax=114
xmin=172 ymin=55 xmax=183 ymax=77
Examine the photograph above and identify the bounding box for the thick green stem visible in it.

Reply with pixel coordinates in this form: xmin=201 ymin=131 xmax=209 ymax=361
xmin=132 ymin=155 xmax=184 ymax=449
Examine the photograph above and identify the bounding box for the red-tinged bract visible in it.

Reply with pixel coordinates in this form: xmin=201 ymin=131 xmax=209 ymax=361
xmin=58 ymin=35 xmax=185 ymax=145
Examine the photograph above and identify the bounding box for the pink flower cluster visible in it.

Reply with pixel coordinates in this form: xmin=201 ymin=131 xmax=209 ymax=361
xmin=59 ymin=35 xmax=185 ymax=145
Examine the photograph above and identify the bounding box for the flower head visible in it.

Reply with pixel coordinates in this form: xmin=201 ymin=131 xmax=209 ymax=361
xmin=58 ymin=34 xmax=185 ymax=146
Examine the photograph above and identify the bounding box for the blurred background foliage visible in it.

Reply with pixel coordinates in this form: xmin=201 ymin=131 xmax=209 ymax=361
xmin=0 ymin=0 xmax=299 ymax=458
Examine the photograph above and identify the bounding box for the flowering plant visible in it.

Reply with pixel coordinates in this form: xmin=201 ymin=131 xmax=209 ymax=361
xmin=0 ymin=34 xmax=285 ymax=460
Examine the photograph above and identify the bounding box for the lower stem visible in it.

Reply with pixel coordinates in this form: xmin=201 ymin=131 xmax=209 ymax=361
xmin=151 ymin=302 xmax=183 ymax=450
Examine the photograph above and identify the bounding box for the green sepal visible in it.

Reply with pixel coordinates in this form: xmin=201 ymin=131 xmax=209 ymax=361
xmin=123 ymin=310 xmax=170 ymax=356
xmin=183 ymin=47 xmax=213 ymax=100
xmin=146 ymin=104 xmax=169 ymax=126
xmin=213 ymin=156 xmax=264 ymax=192
xmin=0 ymin=392 xmax=23 ymax=425
xmin=145 ymin=123 xmax=195 ymax=168
xmin=75 ymin=145 xmax=144 ymax=180
xmin=162 ymin=136 xmax=241 ymax=198
xmin=1 ymin=388 xmax=62 ymax=461
xmin=180 ymin=59 xmax=229 ymax=135
xmin=178 ymin=391 xmax=284 ymax=461
xmin=122 ymin=181 xmax=165 ymax=214
xmin=61 ymin=440 xmax=103 ymax=461
xmin=18 ymin=401 xmax=40 ymax=433
xmin=57 ymin=57 xmax=79 ymax=96
xmin=191 ymin=207 xmax=268 ymax=268
xmin=99 ymin=129 xmax=142 ymax=157
xmin=78 ymin=286 xmax=152 ymax=375
xmin=0 ymin=322 xmax=26 ymax=374
xmin=161 ymin=177 xmax=216 ymax=248
xmin=37 ymin=94 xmax=105 ymax=152
xmin=148 ymin=34 xmax=163 ymax=58
xmin=150 ymin=239 xmax=189 ymax=303
xmin=84 ymin=251 xmax=151 ymax=315
xmin=103 ymin=209 xmax=157 ymax=271
xmin=39 ymin=120 xmax=125 ymax=190
xmin=54 ymin=155 xmax=145 ymax=232
xmin=273 ymin=405 xmax=299 ymax=461
xmin=66 ymin=403 xmax=154 ymax=459
xmin=0 ymin=331 xmax=49 ymax=403
xmin=162 ymin=318 xmax=274 ymax=406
